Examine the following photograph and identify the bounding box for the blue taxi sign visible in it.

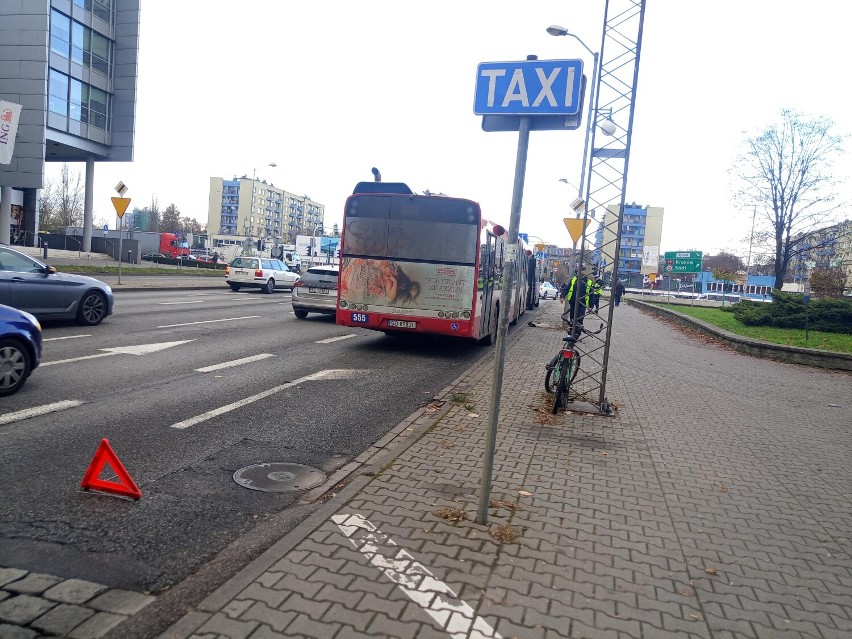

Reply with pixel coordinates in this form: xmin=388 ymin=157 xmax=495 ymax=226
xmin=474 ymin=59 xmax=584 ymax=116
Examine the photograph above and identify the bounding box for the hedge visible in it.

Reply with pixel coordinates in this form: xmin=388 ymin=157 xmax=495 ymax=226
xmin=731 ymin=291 xmax=852 ymax=334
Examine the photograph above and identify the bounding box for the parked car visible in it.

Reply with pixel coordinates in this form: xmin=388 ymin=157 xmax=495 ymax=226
xmin=0 ymin=245 xmax=114 ymax=325
xmin=0 ymin=303 xmax=42 ymax=396
xmin=539 ymin=281 xmax=558 ymax=299
xmin=225 ymin=256 xmax=299 ymax=293
xmin=141 ymin=252 xmax=168 ymax=261
xmin=292 ymin=265 xmax=339 ymax=318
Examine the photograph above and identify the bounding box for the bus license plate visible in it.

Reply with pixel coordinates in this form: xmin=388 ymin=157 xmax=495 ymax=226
xmin=351 ymin=312 xmax=369 ymax=323
xmin=308 ymin=287 xmax=329 ymax=294
xmin=388 ymin=320 xmax=416 ymax=329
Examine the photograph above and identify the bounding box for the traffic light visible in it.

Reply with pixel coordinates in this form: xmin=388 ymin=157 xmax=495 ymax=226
xmin=257 ymin=239 xmax=262 ymax=251
xmin=306 ymin=245 xmax=312 ymax=256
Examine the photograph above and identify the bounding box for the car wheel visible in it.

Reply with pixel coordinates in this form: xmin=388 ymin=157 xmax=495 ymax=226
xmin=76 ymin=291 xmax=108 ymax=326
xmin=0 ymin=338 xmax=32 ymax=396
xmin=263 ymin=279 xmax=275 ymax=294
xmin=229 ymin=283 xmax=241 ymax=291
xmin=293 ymin=309 xmax=309 ymax=319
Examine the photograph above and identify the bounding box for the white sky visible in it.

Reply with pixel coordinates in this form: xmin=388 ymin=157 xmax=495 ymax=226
xmin=47 ymin=0 xmax=852 ymax=258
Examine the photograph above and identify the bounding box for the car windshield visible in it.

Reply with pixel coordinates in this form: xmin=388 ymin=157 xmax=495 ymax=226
xmin=230 ymin=257 xmax=259 ymax=269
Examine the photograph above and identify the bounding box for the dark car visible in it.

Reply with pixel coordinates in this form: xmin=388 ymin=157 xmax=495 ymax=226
xmin=0 ymin=244 xmax=114 ymax=325
xmin=142 ymin=252 xmax=168 ymax=261
xmin=292 ymin=264 xmax=339 ymax=318
xmin=0 ymin=303 xmax=42 ymax=396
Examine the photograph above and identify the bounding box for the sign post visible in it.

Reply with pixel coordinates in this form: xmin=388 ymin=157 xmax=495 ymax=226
xmin=112 ymin=190 xmax=131 ymax=285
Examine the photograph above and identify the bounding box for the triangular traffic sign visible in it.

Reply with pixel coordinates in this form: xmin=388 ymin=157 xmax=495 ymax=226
xmin=563 ymin=217 xmax=591 ymax=244
xmin=80 ymin=438 xmax=142 ymax=499
xmin=111 ymin=197 xmax=131 ymax=218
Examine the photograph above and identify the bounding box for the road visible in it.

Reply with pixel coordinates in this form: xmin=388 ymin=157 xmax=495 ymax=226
xmin=0 ymin=287 xmax=497 ymax=596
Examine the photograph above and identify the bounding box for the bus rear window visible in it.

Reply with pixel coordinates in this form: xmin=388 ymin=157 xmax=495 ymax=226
xmin=344 ymin=195 xmax=479 ymax=264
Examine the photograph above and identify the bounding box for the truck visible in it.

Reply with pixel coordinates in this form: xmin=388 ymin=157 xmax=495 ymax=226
xmin=159 ymin=232 xmax=190 ymax=259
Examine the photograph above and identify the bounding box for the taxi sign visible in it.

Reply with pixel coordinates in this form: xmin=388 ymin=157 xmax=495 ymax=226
xmin=474 ymin=59 xmax=584 ymax=116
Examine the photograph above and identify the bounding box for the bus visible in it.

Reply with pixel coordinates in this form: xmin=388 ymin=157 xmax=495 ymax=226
xmin=336 ymin=180 xmax=528 ymax=343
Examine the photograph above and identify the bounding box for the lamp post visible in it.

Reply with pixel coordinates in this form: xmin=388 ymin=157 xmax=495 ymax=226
xmin=547 ymin=26 xmax=600 ymax=212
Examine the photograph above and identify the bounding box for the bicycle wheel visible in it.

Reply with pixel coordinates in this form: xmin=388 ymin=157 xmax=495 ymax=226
xmin=551 ymin=358 xmax=569 ymax=414
xmin=544 ymin=362 xmax=558 ymax=394
xmin=569 ymin=353 xmax=581 ymax=384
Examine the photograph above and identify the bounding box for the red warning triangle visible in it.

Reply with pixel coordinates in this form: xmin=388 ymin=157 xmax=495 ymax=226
xmin=80 ymin=438 xmax=142 ymax=499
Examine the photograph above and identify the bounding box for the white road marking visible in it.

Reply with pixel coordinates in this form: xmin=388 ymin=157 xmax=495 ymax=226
xmin=170 ymin=369 xmax=366 ymax=430
xmin=316 ymin=334 xmax=356 ymax=344
xmin=332 ymin=514 xmax=501 ymax=639
xmin=0 ymin=400 xmax=84 ymax=426
xmin=195 ymin=353 xmax=275 ymax=373
xmin=158 ymin=300 xmax=205 ymax=305
xmin=157 ymin=316 xmax=261 ymax=328
xmin=41 ymin=340 xmax=195 ymax=366
xmin=43 ymin=334 xmax=91 ymax=342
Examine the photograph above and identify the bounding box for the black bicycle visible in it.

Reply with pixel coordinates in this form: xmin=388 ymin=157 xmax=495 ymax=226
xmin=545 ymin=312 xmax=603 ymax=414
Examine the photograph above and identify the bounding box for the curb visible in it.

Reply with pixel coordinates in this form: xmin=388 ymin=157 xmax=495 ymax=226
xmin=150 ymin=309 xmax=538 ymax=639
xmin=630 ymin=298 xmax=852 ymax=371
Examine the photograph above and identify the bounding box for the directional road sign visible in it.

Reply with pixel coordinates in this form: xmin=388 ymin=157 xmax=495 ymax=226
xmin=474 ymin=59 xmax=584 ymax=116
xmin=664 ymin=251 xmax=703 ymax=273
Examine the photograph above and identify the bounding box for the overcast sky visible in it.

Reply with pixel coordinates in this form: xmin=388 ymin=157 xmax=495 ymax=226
xmin=47 ymin=0 xmax=852 ymax=258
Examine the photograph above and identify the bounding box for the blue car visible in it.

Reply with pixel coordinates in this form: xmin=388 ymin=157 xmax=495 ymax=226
xmin=0 ymin=304 xmax=42 ymax=396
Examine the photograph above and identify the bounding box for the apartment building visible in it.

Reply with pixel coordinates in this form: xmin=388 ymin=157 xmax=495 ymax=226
xmin=594 ymin=203 xmax=664 ymax=286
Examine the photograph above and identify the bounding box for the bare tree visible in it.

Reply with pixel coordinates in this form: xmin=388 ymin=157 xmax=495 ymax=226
xmin=732 ymin=110 xmax=845 ymax=289
xmin=56 ymin=164 xmax=85 ymax=228
xmin=704 ymin=251 xmax=745 ymax=274
xmin=148 ymin=195 xmax=160 ymax=232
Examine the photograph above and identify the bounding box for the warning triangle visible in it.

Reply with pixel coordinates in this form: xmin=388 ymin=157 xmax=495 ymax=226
xmin=80 ymin=438 xmax=142 ymax=499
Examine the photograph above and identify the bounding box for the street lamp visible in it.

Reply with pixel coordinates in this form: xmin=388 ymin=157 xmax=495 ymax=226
xmin=311 ymin=224 xmax=323 ymax=267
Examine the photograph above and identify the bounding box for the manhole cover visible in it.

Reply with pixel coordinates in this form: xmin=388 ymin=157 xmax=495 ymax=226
xmin=233 ymin=463 xmax=326 ymax=493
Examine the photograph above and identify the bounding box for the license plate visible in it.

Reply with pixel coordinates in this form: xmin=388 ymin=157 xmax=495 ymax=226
xmin=351 ymin=312 xmax=369 ymax=323
xmin=308 ymin=287 xmax=329 ymax=294
xmin=387 ymin=320 xmax=416 ymax=329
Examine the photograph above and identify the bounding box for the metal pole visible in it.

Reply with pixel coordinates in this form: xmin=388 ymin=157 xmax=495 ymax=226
xmin=117 ymin=225 xmax=123 ymax=285
xmin=477 ymin=114 xmax=530 ymax=526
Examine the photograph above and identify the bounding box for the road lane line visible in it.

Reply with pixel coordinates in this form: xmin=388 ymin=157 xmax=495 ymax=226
xmin=157 ymin=316 xmax=261 ymax=328
xmin=316 ymin=334 xmax=356 ymax=344
xmin=0 ymin=400 xmax=84 ymax=426
xmin=195 ymin=353 xmax=276 ymax=373
xmin=40 ymin=352 xmax=115 ymax=367
xmin=332 ymin=513 xmax=501 ymax=639
xmin=43 ymin=334 xmax=91 ymax=342
xmin=158 ymin=300 xmax=206 ymax=305
xmin=170 ymin=369 xmax=365 ymax=429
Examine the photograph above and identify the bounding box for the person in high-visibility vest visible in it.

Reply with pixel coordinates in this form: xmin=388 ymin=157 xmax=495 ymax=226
xmin=564 ymin=265 xmax=591 ymax=325
xmin=591 ymin=277 xmax=603 ymax=312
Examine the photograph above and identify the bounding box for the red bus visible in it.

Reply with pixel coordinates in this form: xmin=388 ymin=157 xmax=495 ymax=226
xmin=159 ymin=232 xmax=190 ymax=259
xmin=336 ymin=180 xmax=528 ymax=343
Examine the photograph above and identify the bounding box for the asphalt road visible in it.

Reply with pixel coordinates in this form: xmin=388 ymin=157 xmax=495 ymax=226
xmin=0 ymin=286 xmax=503 ymax=595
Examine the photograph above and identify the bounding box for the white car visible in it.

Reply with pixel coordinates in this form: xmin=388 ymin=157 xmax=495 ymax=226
xmin=225 ymin=256 xmax=299 ymax=293
xmin=539 ymin=281 xmax=558 ymax=299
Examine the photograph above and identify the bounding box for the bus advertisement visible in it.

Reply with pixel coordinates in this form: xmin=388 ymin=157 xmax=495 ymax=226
xmin=336 ymin=181 xmax=528 ymax=343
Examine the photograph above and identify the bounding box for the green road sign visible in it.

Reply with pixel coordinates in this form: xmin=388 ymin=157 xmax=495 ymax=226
xmin=664 ymin=251 xmax=702 ymax=273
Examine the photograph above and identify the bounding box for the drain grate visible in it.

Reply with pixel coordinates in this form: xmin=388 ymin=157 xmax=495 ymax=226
xmin=233 ymin=462 xmax=326 ymax=493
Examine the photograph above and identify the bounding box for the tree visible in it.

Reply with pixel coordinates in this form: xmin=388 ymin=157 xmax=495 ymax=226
xmin=38 ymin=164 xmax=84 ymax=230
xmin=158 ymin=203 xmax=182 ymax=232
xmin=148 ymin=195 xmax=160 ymax=232
xmin=703 ymin=251 xmax=744 ymax=274
xmin=732 ymin=110 xmax=845 ymax=290
xmin=809 ymin=267 xmax=847 ymax=298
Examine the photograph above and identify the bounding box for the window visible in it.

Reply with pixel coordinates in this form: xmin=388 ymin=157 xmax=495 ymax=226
xmin=50 ymin=10 xmax=71 ymax=57
xmin=69 ymin=79 xmax=85 ymax=122
xmin=71 ymin=21 xmax=85 ymax=65
xmin=49 ymin=69 xmax=69 ymax=116
xmin=89 ymin=30 xmax=110 ymax=76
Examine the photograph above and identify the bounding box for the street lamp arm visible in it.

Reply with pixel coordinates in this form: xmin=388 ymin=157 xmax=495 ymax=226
xmin=546 ymin=25 xmax=595 ymax=57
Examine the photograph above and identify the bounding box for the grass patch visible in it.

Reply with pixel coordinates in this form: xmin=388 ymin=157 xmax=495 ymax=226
xmin=648 ymin=303 xmax=852 ymax=353
xmin=53 ymin=264 xmax=224 ymax=277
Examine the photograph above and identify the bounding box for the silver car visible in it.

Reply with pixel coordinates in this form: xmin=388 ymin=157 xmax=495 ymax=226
xmin=292 ymin=265 xmax=339 ymax=318
xmin=0 ymin=245 xmax=114 ymax=326
xmin=225 ymin=256 xmax=299 ymax=293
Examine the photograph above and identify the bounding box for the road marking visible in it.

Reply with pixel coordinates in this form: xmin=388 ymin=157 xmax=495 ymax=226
xmin=41 ymin=340 xmax=195 ymax=366
xmin=157 ymin=316 xmax=261 ymax=328
xmin=0 ymin=400 xmax=84 ymax=426
xmin=195 ymin=353 xmax=275 ymax=373
xmin=170 ymin=369 xmax=366 ymax=430
xmin=43 ymin=334 xmax=91 ymax=342
xmin=158 ymin=300 xmax=206 ymax=305
xmin=332 ymin=513 xmax=501 ymax=639
xmin=316 ymin=334 xmax=356 ymax=344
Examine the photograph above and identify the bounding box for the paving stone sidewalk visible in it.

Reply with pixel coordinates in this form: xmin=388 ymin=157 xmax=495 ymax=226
xmin=152 ymin=300 xmax=851 ymax=639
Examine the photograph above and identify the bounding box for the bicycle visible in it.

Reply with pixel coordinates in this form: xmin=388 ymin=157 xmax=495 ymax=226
xmin=545 ymin=312 xmax=603 ymax=414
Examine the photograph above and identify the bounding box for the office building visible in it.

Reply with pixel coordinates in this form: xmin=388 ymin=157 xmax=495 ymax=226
xmin=0 ymin=0 xmax=140 ymax=250
xmin=208 ymin=176 xmax=324 ymax=246
xmin=594 ymin=203 xmax=664 ymax=286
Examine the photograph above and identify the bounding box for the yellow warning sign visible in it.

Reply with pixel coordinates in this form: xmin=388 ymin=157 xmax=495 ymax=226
xmin=111 ymin=197 xmax=131 ymax=218
xmin=563 ymin=218 xmax=590 ymax=244
xmin=535 ymin=243 xmax=546 ymax=252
